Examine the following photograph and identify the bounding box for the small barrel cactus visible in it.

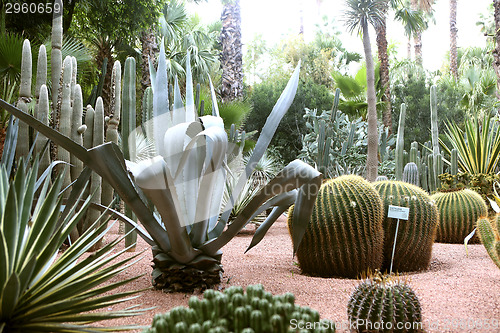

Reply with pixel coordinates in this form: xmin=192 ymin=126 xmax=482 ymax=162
xmin=288 ymin=175 xmax=384 ymax=278
xmin=431 ymin=189 xmax=488 ymax=244
xmin=348 ymin=271 xmax=422 ymax=333
xmin=403 ymin=162 xmax=419 ymax=186
xmin=477 ymin=215 xmax=500 ymax=269
xmin=374 ymin=181 xmax=438 ymax=272
xmin=143 ymin=284 xmax=336 ymax=333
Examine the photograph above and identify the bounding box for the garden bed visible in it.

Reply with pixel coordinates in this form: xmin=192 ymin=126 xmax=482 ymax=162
xmin=97 ymin=216 xmax=500 ymax=332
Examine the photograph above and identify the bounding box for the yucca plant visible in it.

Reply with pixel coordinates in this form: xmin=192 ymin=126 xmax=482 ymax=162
xmin=0 ymin=42 xmax=322 ymax=292
xmin=0 ymin=159 xmax=146 ymax=332
xmin=441 ymin=114 xmax=500 ymax=174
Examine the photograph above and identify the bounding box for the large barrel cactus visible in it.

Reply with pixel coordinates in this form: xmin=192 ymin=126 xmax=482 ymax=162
xmin=374 ymin=181 xmax=438 ymax=272
xmin=476 ymin=216 xmax=500 ymax=269
xmin=348 ymin=272 xmax=422 ymax=333
xmin=431 ymin=189 xmax=488 ymax=244
xmin=144 ymin=284 xmax=336 ymax=333
xmin=288 ymin=175 xmax=384 ymax=278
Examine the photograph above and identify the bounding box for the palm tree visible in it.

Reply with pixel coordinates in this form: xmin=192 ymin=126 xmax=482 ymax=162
xmin=220 ymin=0 xmax=243 ymax=102
xmin=449 ymin=0 xmax=458 ymax=79
xmin=344 ymin=0 xmax=386 ymax=181
xmin=410 ymin=0 xmax=433 ymax=64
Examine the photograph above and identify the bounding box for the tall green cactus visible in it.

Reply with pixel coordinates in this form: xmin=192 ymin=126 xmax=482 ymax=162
xmin=430 ymin=85 xmax=441 ymax=187
xmin=51 ymin=0 xmax=63 ymax=108
xmin=122 ymin=57 xmax=137 ymax=249
xmin=141 ymin=86 xmax=153 ymax=141
xmin=403 ymin=162 xmax=419 ymax=186
xmin=477 ymin=216 xmax=500 ymax=269
xmin=57 ymin=56 xmax=73 ymax=190
xmin=16 ymin=39 xmax=32 ymax=160
xmin=451 ymin=148 xmax=458 ymax=175
xmin=347 ymin=272 xmax=422 ymax=333
xmin=374 ymin=181 xmax=439 ymax=272
xmin=288 ymin=175 xmax=384 ymax=278
xmin=70 ymin=84 xmax=84 ymax=182
xmin=395 ymin=103 xmax=406 ymax=180
xmin=34 ymin=45 xmax=50 ymax=173
xmin=431 ymin=189 xmax=487 ymax=244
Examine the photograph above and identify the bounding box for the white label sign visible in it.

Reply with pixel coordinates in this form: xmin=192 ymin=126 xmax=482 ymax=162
xmin=387 ymin=205 xmax=410 ymax=220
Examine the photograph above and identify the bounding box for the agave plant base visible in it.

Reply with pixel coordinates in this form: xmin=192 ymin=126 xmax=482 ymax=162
xmin=151 ymin=246 xmax=223 ymax=292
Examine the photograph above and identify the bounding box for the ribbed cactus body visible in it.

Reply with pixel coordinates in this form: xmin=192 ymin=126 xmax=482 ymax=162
xmin=144 ymin=285 xmax=335 ymax=333
xmin=403 ymin=162 xmax=419 ymax=186
xmin=347 ymin=273 xmax=422 ymax=333
xmin=16 ymin=39 xmax=32 ymax=160
xmin=431 ymin=189 xmax=487 ymax=244
xmin=288 ymin=175 xmax=384 ymax=278
xmin=374 ymin=181 xmax=438 ymax=272
xmin=395 ymin=104 xmax=406 ymax=181
xmin=477 ymin=216 xmax=500 ymax=269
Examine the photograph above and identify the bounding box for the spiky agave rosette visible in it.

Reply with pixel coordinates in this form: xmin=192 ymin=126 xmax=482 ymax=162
xmin=347 ymin=271 xmax=423 ymax=333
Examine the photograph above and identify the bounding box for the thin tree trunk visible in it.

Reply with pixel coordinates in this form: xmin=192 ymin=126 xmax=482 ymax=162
xmin=220 ymin=0 xmax=244 ymax=102
xmin=449 ymin=0 xmax=459 ymax=79
xmin=493 ymin=0 xmax=500 ymax=107
xmin=140 ymin=29 xmax=158 ymax=100
xmin=363 ymin=22 xmax=379 ymax=181
xmin=411 ymin=0 xmax=423 ymax=65
xmin=376 ymin=12 xmax=392 ymax=133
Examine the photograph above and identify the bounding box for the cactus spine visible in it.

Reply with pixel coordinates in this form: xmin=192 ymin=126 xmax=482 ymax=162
xmin=431 ymin=189 xmax=488 ymax=244
xmin=51 ymin=0 xmax=63 ymax=108
xmin=288 ymin=175 xmax=384 ymax=278
xmin=403 ymin=162 xmax=419 ymax=186
xmin=395 ymin=103 xmax=406 ymax=180
xmin=477 ymin=216 xmax=500 ymax=269
xmin=122 ymin=57 xmax=137 ymax=250
xmin=374 ymin=181 xmax=439 ymax=272
xmin=347 ymin=272 xmax=422 ymax=333
xmin=16 ymin=39 xmax=32 ymax=160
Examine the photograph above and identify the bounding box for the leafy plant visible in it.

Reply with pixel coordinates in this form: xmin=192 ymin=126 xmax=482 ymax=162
xmin=0 ymin=45 xmax=322 ymax=293
xmin=0 ymin=160 xmax=145 ymax=332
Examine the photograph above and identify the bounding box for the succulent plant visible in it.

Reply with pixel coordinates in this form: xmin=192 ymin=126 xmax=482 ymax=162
xmin=431 ymin=189 xmax=488 ymax=243
xmin=395 ymin=103 xmax=406 ymax=181
xmin=347 ymin=271 xmax=423 ymax=333
xmin=144 ymin=284 xmax=336 ymax=333
xmin=374 ymin=180 xmax=439 ymax=272
xmin=403 ymin=162 xmax=419 ymax=186
xmin=288 ymin=175 xmax=384 ymax=278
xmin=476 ymin=216 xmax=500 ymax=269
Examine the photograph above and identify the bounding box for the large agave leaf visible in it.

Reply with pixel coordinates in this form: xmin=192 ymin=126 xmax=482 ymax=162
xmin=202 ymin=159 xmax=321 ymax=256
xmin=215 ymin=62 xmax=301 ymax=235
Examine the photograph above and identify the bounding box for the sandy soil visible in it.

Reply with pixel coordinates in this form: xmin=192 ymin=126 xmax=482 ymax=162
xmin=94 ymin=216 xmax=500 ymax=332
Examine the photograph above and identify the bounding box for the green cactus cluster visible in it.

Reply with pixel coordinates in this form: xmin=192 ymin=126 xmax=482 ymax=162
xmin=347 ymin=271 xmax=422 ymax=333
xmin=374 ymin=181 xmax=439 ymax=272
xmin=431 ymin=189 xmax=488 ymax=244
xmin=288 ymin=175 xmax=384 ymax=278
xmin=477 ymin=216 xmax=500 ymax=269
xmin=144 ymin=285 xmax=335 ymax=333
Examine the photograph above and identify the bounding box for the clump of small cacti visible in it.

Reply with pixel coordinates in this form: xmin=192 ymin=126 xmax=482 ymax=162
xmin=288 ymin=175 xmax=384 ymax=278
xmin=347 ymin=271 xmax=423 ymax=333
xmin=143 ymin=284 xmax=336 ymax=333
xmin=374 ymin=181 xmax=439 ymax=272
xmin=431 ymin=189 xmax=488 ymax=244
xmin=477 ymin=215 xmax=500 ymax=269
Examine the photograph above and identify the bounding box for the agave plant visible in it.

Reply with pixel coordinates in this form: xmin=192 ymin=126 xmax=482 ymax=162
xmin=0 ymin=42 xmax=322 ymax=292
xmin=0 ymin=159 xmax=146 ymax=332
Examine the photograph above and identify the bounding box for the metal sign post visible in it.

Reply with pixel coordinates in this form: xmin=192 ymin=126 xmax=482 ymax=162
xmin=387 ymin=205 xmax=410 ymax=275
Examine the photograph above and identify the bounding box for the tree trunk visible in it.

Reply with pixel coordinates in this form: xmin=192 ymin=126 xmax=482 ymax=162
xmin=95 ymin=37 xmax=114 ymax=117
xmin=220 ymin=0 xmax=244 ymax=102
xmin=449 ymin=0 xmax=459 ymax=79
xmin=140 ymin=29 xmax=158 ymax=99
xmin=494 ymin=0 xmax=500 ymax=107
xmin=411 ymin=0 xmax=423 ymax=65
xmin=376 ymin=12 xmax=392 ymax=133
xmin=363 ymin=22 xmax=379 ymax=182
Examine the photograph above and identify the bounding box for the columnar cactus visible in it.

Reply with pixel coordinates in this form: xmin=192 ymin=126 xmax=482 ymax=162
xmin=395 ymin=103 xmax=406 ymax=181
xmin=144 ymin=284 xmax=336 ymax=333
xmin=70 ymin=84 xmax=84 ymax=182
xmin=374 ymin=181 xmax=439 ymax=272
xmin=16 ymin=39 xmax=32 ymax=160
xmin=347 ymin=272 xmax=422 ymax=333
xmin=450 ymin=148 xmax=458 ymax=175
xmin=288 ymin=175 xmax=384 ymax=278
xmin=431 ymin=189 xmax=488 ymax=244
xmin=34 ymin=45 xmax=50 ymax=174
xmin=57 ymin=56 xmax=73 ymax=190
xmin=477 ymin=216 xmax=500 ymax=269
xmin=403 ymin=162 xmax=419 ymax=186
xmin=51 ymin=0 xmax=63 ymax=108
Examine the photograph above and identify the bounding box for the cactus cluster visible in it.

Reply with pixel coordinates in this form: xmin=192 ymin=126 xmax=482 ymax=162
xmin=347 ymin=272 xmax=422 ymax=333
xmin=374 ymin=181 xmax=439 ymax=272
xmin=431 ymin=189 xmax=487 ymax=244
xmin=477 ymin=216 xmax=500 ymax=269
xmin=288 ymin=175 xmax=384 ymax=278
xmin=144 ymin=285 xmax=335 ymax=333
